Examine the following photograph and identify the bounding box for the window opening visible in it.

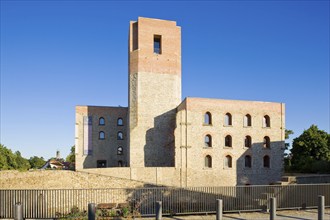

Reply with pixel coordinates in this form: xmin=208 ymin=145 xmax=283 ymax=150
xmin=245 ymin=155 xmax=252 ymax=168
xmin=154 ymin=35 xmax=162 ymax=54
xmin=117 ymin=131 xmax=123 ymax=140
xmin=225 ymin=135 xmax=232 ymax=147
xmin=99 ymin=131 xmax=105 ymax=140
xmin=225 ymin=155 xmax=232 ymax=168
xmin=224 ymin=113 xmax=232 ymax=126
xmin=263 ymin=156 xmax=270 ymax=168
xmin=99 ymin=117 xmax=105 ymax=125
xmin=204 ymin=112 xmax=212 ymax=125
xmin=205 ymin=135 xmax=212 ymax=147
xmin=205 ymin=155 xmax=212 ymax=168
xmin=97 ymin=160 xmax=106 ymax=168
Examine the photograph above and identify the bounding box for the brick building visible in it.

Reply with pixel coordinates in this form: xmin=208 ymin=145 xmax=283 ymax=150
xmin=75 ymin=17 xmax=285 ymax=186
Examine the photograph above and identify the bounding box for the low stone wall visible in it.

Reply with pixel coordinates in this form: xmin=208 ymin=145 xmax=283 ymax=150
xmin=296 ymin=175 xmax=330 ymax=184
xmin=0 ymin=170 xmax=144 ymax=189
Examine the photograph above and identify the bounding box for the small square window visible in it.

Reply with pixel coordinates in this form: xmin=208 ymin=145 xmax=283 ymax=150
xmin=97 ymin=160 xmax=107 ymax=168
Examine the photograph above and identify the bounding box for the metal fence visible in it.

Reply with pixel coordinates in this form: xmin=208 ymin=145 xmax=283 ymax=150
xmin=1 ymin=184 xmax=330 ymax=218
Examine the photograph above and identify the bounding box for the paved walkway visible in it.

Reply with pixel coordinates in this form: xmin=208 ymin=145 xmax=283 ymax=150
xmin=139 ymin=208 xmax=330 ymax=219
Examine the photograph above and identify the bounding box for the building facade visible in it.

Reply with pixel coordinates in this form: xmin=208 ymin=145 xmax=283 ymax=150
xmin=75 ymin=17 xmax=285 ymax=186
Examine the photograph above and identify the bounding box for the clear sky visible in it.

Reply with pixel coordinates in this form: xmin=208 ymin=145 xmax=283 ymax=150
xmin=1 ymin=0 xmax=329 ymax=160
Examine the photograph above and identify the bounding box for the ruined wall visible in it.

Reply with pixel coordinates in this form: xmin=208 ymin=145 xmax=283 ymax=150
xmin=75 ymin=106 xmax=128 ymax=169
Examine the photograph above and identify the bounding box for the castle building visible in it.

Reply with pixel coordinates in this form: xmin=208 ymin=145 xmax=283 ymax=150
xmin=75 ymin=17 xmax=285 ymax=186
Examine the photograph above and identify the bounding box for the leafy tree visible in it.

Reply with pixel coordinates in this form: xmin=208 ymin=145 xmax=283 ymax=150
xmin=15 ymin=151 xmax=31 ymax=170
xmin=285 ymin=129 xmax=294 ymax=140
xmin=291 ymin=125 xmax=330 ymax=173
xmin=0 ymin=144 xmax=30 ymax=171
xmin=29 ymin=156 xmax=46 ymax=169
xmin=284 ymin=129 xmax=294 ymax=171
xmin=66 ymin=145 xmax=75 ymax=163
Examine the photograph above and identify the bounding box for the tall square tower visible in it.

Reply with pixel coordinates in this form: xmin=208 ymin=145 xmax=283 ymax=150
xmin=128 ymin=17 xmax=182 ymax=167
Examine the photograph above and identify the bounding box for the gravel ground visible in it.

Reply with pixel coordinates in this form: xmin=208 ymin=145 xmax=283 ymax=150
xmin=139 ymin=208 xmax=330 ymax=219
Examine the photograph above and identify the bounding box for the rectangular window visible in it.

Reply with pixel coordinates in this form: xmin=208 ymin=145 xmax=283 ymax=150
xmin=97 ymin=160 xmax=107 ymax=168
xmin=154 ymin=35 xmax=162 ymax=54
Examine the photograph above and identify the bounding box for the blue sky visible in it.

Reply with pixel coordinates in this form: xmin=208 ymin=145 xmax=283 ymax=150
xmin=1 ymin=1 xmax=329 ymax=159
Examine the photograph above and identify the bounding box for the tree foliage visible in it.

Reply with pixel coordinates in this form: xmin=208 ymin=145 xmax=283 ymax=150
xmin=66 ymin=146 xmax=75 ymax=163
xmin=0 ymin=144 xmax=30 ymax=171
xmin=29 ymin=156 xmax=46 ymax=169
xmin=290 ymin=125 xmax=330 ymax=173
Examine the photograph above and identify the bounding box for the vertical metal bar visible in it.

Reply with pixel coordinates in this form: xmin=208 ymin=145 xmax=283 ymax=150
xmin=318 ymin=195 xmax=324 ymax=220
xmin=270 ymin=197 xmax=276 ymax=220
xmin=216 ymin=199 xmax=223 ymax=220
xmin=156 ymin=201 xmax=162 ymax=220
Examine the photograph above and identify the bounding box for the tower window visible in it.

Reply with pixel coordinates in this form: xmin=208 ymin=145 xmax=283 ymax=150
xmin=225 ymin=135 xmax=232 ymax=147
xmin=244 ymin=114 xmax=252 ymax=127
xmin=99 ymin=117 xmax=105 ymax=126
xmin=97 ymin=160 xmax=106 ymax=168
xmin=117 ymin=131 xmax=124 ymax=140
xmin=117 ymin=118 xmax=123 ymax=126
xmin=263 ymin=115 xmax=271 ymax=128
xmin=224 ymin=113 xmax=232 ymax=126
xmin=99 ymin=131 xmax=105 ymax=140
xmin=204 ymin=135 xmax=212 ymax=147
xmin=117 ymin=146 xmax=123 ymax=155
xmin=263 ymin=155 xmax=270 ymax=168
xmin=154 ymin=35 xmax=162 ymax=54
xmin=118 ymin=160 xmax=123 ymax=167
xmin=204 ymin=112 xmax=212 ymax=125
xmin=225 ymin=155 xmax=232 ymax=168
xmin=245 ymin=155 xmax=252 ymax=168
xmin=245 ymin=136 xmax=252 ymax=148
xmin=263 ymin=136 xmax=270 ymax=148
xmin=205 ymin=155 xmax=212 ymax=168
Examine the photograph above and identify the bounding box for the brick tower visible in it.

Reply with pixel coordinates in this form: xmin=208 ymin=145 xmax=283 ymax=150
xmin=128 ymin=17 xmax=182 ymax=167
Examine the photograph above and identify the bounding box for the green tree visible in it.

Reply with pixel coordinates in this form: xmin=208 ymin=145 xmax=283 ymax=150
xmin=66 ymin=146 xmax=75 ymax=163
xmin=15 ymin=151 xmax=31 ymax=170
xmin=29 ymin=156 xmax=46 ymax=169
xmin=0 ymin=144 xmax=30 ymax=171
xmin=291 ymin=125 xmax=330 ymax=173
xmin=284 ymin=129 xmax=294 ymax=171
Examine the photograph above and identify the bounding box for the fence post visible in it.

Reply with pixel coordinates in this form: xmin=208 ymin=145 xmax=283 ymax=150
xmin=156 ymin=201 xmax=162 ymax=220
xmin=216 ymin=199 xmax=223 ymax=220
xmin=14 ymin=202 xmax=23 ymax=220
xmin=88 ymin=203 xmax=96 ymax=220
xmin=270 ymin=197 xmax=276 ymax=220
xmin=318 ymin=195 xmax=324 ymax=220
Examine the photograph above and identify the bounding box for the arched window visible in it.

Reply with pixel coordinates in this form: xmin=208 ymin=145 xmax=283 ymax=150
xmin=118 ymin=160 xmax=123 ymax=167
xmin=263 ymin=115 xmax=271 ymax=128
xmin=99 ymin=117 xmax=105 ymax=125
xmin=263 ymin=156 xmax=270 ymax=168
xmin=263 ymin=136 xmax=270 ymax=148
xmin=205 ymin=155 xmax=212 ymax=168
xmin=117 ymin=118 xmax=123 ymax=126
xmin=245 ymin=155 xmax=252 ymax=168
xmin=204 ymin=112 xmax=212 ymax=125
xmin=224 ymin=113 xmax=232 ymax=126
xmin=244 ymin=136 xmax=252 ymax=148
xmin=117 ymin=146 xmax=123 ymax=155
xmin=225 ymin=155 xmax=232 ymax=168
xmin=204 ymin=135 xmax=212 ymax=147
xmin=99 ymin=131 xmax=105 ymax=140
xmin=244 ymin=114 xmax=252 ymax=127
xmin=225 ymin=135 xmax=232 ymax=147
xmin=117 ymin=131 xmax=123 ymax=140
